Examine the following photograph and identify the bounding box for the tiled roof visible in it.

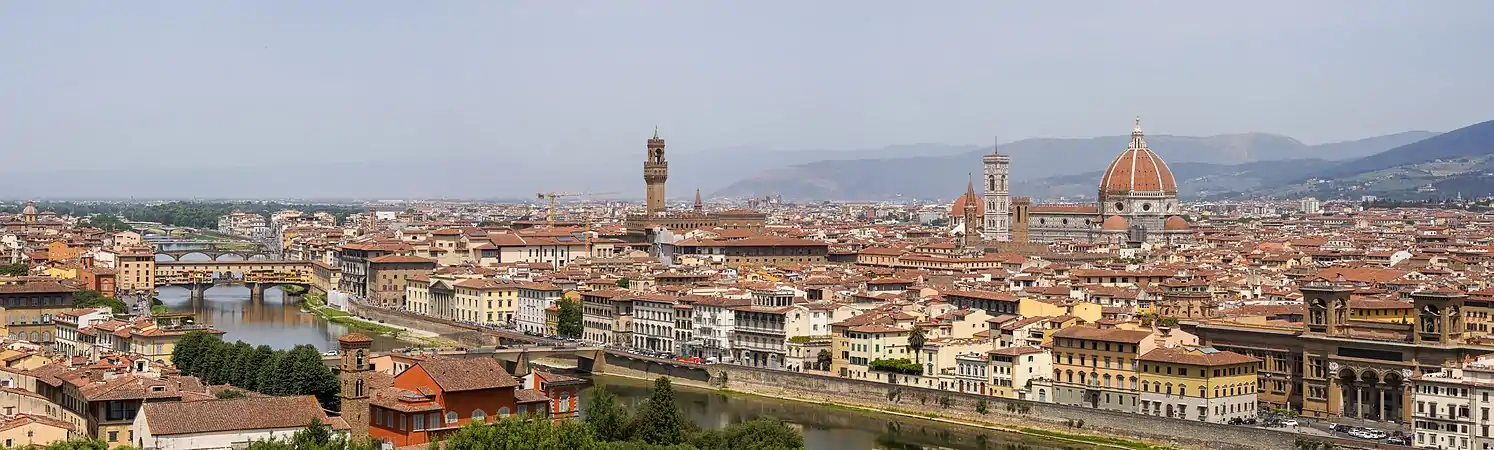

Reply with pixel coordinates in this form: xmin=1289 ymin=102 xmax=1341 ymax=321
xmin=141 ymin=395 xmax=341 ymax=436
xmin=416 ymin=357 xmax=519 ymax=392
xmin=1138 ymin=346 xmax=1258 ymax=367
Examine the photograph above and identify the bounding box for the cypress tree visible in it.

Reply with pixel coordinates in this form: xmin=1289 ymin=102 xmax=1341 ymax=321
xmin=630 ymin=377 xmax=687 ymax=445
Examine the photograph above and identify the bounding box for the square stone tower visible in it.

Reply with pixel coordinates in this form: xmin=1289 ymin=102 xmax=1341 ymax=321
xmin=982 ymin=139 xmax=1011 ymax=241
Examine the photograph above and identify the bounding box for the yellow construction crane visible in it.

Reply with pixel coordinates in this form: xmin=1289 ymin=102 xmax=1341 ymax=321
xmin=535 ymin=191 xmax=617 ymax=229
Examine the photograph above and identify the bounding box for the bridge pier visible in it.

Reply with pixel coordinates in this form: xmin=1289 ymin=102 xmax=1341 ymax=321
xmin=187 ymin=282 xmax=209 ymax=301
xmin=248 ymin=282 xmax=265 ymax=303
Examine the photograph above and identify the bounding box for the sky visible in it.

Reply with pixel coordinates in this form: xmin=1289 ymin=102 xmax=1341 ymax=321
xmin=3 ymin=0 xmax=1493 ymax=173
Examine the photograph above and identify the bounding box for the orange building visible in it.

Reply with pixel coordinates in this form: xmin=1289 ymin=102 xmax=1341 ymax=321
xmin=77 ymin=267 xmax=118 ymax=297
xmin=46 ymin=241 xmax=84 ymax=262
xmin=521 ymin=370 xmax=585 ymax=419
xmin=365 ymin=357 xmax=548 ymax=447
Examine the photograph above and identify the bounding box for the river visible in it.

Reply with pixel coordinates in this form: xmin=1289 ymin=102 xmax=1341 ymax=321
xmin=588 ymin=375 xmax=1091 ymax=450
xmin=157 ymin=285 xmax=403 ymax=352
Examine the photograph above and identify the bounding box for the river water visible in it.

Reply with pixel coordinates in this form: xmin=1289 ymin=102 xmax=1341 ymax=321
xmin=157 ymin=285 xmax=402 ymax=351
xmin=588 ymin=375 xmax=1091 ymax=450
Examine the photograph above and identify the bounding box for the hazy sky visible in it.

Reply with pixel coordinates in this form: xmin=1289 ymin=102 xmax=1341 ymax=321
xmin=3 ymin=1 xmax=1493 ymax=172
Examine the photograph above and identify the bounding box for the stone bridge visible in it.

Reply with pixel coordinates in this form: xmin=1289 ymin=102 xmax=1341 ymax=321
xmin=156 ymin=260 xmax=313 ymax=300
xmin=152 ymin=240 xmax=272 ymax=261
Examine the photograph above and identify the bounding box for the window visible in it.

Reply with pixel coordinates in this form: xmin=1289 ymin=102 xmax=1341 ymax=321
xmin=446 ymin=412 xmax=458 ymax=424
xmin=472 ymin=409 xmax=487 ymax=422
xmin=414 ymin=413 xmax=426 ymax=431
xmin=108 ymin=431 xmax=118 ymax=442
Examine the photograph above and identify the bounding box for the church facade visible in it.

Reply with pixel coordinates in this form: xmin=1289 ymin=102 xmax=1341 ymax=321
xmin=956 ymin=119 xmax=1190 ymax=246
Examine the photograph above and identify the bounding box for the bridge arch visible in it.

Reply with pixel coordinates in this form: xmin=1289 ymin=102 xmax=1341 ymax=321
xmin=214 ymin=253 xmax=247 ymax=261
xmin=154 ymin=254 xmax=177 ymax=262
xmin=176 ymin=252 xmax=215 ymax=262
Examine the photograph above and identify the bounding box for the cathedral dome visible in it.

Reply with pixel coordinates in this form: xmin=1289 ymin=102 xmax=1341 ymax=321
xmin=1101 ymin=215 xmax=1130 ymax=232
xmin=20 ymin=201 xmax=37 ymax=216
xmin=1100 ymin=119 xmax=1177 ymax=195
xmin=1164 ymin=215 xmax=1191 ymax=231
xmin=951 ymin=191 xmax=984 ymax=217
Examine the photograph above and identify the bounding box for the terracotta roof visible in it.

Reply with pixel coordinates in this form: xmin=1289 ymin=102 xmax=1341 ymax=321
xmin=416 ymin=357 xmax=519 ymax=392
xmin=1101 ymin=215 xmax=1130 ymax=232
xmin=338 ymin=332 xmax=373 ymax=343
xmin=141 ymin=395 xmax=342 ymax=436
xmin=369 ymin=254 xmax=436 ymax=264
xmin=1051 ymin=326 xmax=1151 ymax=343
xmin=1138 ymin=346 xmax=1258 ymax=367
xmin=515 ymin=388 xmax=549 ymax=403
xmin=1100 ymin=121 xmax=1177 ymax=194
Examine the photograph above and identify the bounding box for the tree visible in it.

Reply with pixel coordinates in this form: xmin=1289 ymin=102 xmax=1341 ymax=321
xmin=204 ymin=339 xmax=240 ymax=385
xmin=72 ymin=290 xmax=128 ymax=314
xmin=171 ymin=332 xmax=215 ymax=376
xmin=815 ymin=349 xmax=831 ymax=371
xmin=44 ymin=439 xmax=112 ymax=450
xmin=908 ymin=325 xmax=927 ymax=354
xmin=237 ymin=345 xmax=276 ymax=391
xmin=221 ymin=341 xmax=256 ymax=387
xmin=616 ymin=278 xmax=631 ymax=288
xmin=584 ymin=386 xmax=632 ymax=442
xmin=0 ymin=263 xmax=29 ymax=276
xmin=215 ymin=389 xmax=247 ymax=399
xmin=631 ymin=377 xmax=688 ymax=446
xmin=79 ymin=214 xmax=130 ymax=232
xmin=256 ymin=351 xmax=288 ymax=395
xmin=280 ymin=345 xmax=340 ymax=410
xmin=443 ymin=418 xmax=601 ymax=450
xmin=556 ymin=298 xmax=584 ymax=338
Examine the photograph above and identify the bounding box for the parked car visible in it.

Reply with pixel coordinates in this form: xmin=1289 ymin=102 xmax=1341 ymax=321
xmin=1281 ymin=419 xmax=1298 ymax=427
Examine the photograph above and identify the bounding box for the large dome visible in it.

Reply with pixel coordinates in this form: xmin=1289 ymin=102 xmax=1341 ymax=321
xmin=951 ymin=191 xmax=984 ymax=217
xmin=1100 ymin=119 xmax=1177 ymax=195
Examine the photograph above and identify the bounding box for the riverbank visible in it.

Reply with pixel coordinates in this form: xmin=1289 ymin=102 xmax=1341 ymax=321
xmin=599 ymin=364 xmax=1160 ymax=450
xmin=300 ymin=295 xmax=457 ymax=347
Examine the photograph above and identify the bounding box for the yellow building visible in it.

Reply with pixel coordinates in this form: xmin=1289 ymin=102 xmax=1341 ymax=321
xmin=454 ymin=278 xmax=518 ymax=325
xmin=1049 ymin=326 xmax=1152 ymax=412
xmin=1348 ymin=298 xmax=1412 ymax=323
xmin=1136 ymin=346 xmax=1260 ymax=424
xmin=841 ymin=325 xmax=914 ymax=382
xmin=1019 ymin=297 xmax=1103 ymax=324
xmin=0 ymin=414 xmax=74 ymax=448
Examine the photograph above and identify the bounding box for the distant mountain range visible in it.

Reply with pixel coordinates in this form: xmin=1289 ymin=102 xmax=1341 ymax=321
xmin=0 ymin=125 xmax=1473 ymax=201
xmin=1240 ymin=119 xmax=1494 ymax=200
xmin=713 ymin=131 xmax=1441 ymax=201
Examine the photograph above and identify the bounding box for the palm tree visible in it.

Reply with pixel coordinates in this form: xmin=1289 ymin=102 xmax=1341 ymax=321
xmin=908 ymin=325 xmax=927 ymax=354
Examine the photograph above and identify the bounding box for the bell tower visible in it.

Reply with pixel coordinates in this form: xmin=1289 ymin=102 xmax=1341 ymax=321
xmin=982 ymin=137 xmax=1010 ymax=241
xmin=337 ymin=332 xmax=374 ymax=440
xmin=644 ymin=127 xmax=669 ymax=214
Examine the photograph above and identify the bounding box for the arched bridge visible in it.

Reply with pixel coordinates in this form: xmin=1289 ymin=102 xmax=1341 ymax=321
xmin=156 ymin=260 xmax=314 ymax=300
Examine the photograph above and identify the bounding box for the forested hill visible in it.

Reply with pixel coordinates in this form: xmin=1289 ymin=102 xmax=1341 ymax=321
xmin=0 ymin=201 xmax=364 ymax=229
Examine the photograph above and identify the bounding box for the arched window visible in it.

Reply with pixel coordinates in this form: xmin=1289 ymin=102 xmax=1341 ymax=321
xmin=356 ymin=350 xmax=365 ymax=368
xmin=472 ymin=409 xmax=487 ymax=422
xmin=1179 ymin=384 xmax=1187 ymax=397
xmin=1199 ymin=386 xmax=1206 ymax=397
xmin=497 ymin=407 xmax=510 ymax=417
xmin=445 ymin=412 xmax=457 ymax=424
xmin=1129 ymin=376 xmax=1138 ymax=390
xmin=1165 ymin=383 xmax=1173 ymax=395
xmin=41 ymin=331 xmax=50 ymax=342
xmin=355 ymin=378 xmax=365 ymax=397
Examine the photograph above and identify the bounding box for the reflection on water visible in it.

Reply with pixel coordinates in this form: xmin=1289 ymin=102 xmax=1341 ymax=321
xmin=157 ymin=286 xmax=400 ymax=351
xmin=587 ymin=375 xmax=1093 ymax=450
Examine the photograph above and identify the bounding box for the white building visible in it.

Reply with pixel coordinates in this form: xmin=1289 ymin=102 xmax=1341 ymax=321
xmin=51 ymin=307 xmax=114 ymax=359
xmin=133 ymin=396 xmax=346 ymax=450
xmin=1411 ymin=356 xmax=1494 ymax=450
xmin=632 ymin=294 xmax=678 ymax=353
xmin=687 ymin=296 xmax=751 ymax=361
xmin=989 ymin=346 xmax=1053 ymax=401
xmin=515 ymin=282 xmax=563 ymax=334
xmin=1299 ymin=197 xmax=1322 ymax=214
xmin=731 ymin=288 xmax=795 ymax=369
xmin=785 ymin=302 xmax=839 ymax=338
